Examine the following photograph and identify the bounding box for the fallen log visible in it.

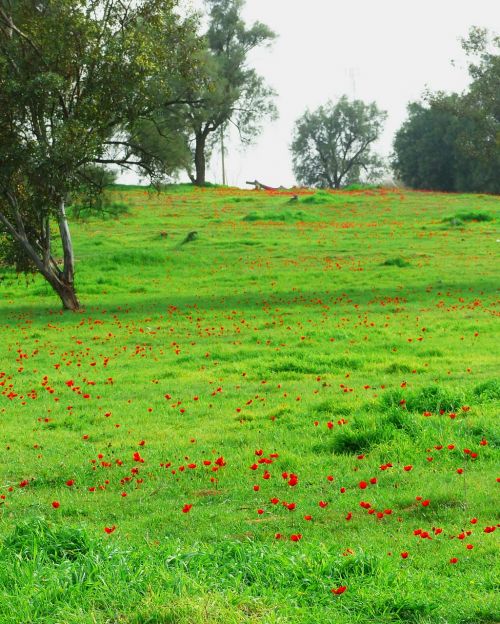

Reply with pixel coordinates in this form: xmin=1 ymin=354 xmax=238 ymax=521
xmin=246 ymin=179 xmax=287 ymax=191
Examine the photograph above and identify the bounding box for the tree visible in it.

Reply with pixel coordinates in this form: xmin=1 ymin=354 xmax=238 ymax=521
xmin=0 ymin=0 xmax=199 ymax=310
xmin=392 ymin=99 xmax=461 ymax=191
xmin=183 ymin=0 xmax=277 ymax=186
xmin=392 ymin=27 xmax=499 ymax=193
xmin=291 ymin=97 xmax=387 ymax=189
xmin=453 ymin=27 xmax=500 ymax=193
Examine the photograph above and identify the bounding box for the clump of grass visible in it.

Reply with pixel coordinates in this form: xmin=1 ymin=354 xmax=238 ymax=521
xmin=3 ymin=518 xmax=95 ymax=562
xmin=384 ymin=362 xmax=414 ymax=374
xmin=382 ymin=257 xmax=411 ymax=267
xmin=301 ymin=191 xmax=334 ymax=204
xmin=242 ymin=210 xmax=311 ymax=222
xmin=109 ymin=250 xmax=166 ymax=266
xmin=316 ymin=423 xmax=394 ymax=455
xmin=443 ymin=212 xmax=494 ymax=224
xmin=228 ymin=196 xmax=257 ymax=203
xmin=342 ymin=183 xmax=381 ymax=191
xmin=472 ymin=379 xmax=500 ymax=402
xmin=380 ymin=385 xmax=465 ymax=413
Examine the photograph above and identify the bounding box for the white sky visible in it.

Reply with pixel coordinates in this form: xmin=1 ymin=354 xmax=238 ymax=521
xmin=120 ymin=0 xmax=500 ymax=188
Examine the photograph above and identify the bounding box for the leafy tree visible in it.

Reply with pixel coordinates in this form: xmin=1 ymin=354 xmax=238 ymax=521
xmin=0 ymin=0 xmax=199 ymax=310
xmin=181 ymin=0 xmax=277 ymax=185
xmin=454 ymin=27 xmax=500 ymax=192
xmin=392 ymin=27 xmax=499 ymax=193
xmin=291 ymin=97 xmax=387 ymax=189
xmin=392 ymin=100 xmax=461 ymax=191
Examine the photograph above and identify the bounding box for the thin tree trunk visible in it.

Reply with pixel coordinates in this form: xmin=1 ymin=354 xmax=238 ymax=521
xmin=55 ymin=197 xmax=79 ymax=310
xmin=193 ymin=132 xmax=207 ymax=186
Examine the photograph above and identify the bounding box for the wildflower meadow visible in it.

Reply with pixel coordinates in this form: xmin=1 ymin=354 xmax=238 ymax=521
xmin=0 ymin=185 xmax=498 ymax=624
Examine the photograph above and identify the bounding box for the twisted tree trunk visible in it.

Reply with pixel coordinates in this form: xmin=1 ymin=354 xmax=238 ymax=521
xmin=0 ymin=194 xmax=80 ymax=310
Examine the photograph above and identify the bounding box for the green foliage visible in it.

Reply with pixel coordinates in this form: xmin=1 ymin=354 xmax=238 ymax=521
xmin=67 ymin=201 xmax=130 ymax=221
xmin=443 ymin=212 xmax=494 ymax=223
xmin=291 ymin=97 xmax=387 ymax=189
xmin=242 ymin=210 xmax=311 ymax=222
xmin=380 ymin=385 xmax=466 ymax=413
xmin=392 ymin=100 xmax=461 ymax=191
xmin=0 ymin=0 xmax=200 ymax=308
xmin=3 ymin=518 xmax=95 ymax=562
xmin=155 ymin=0 xmax=277 ymax=185
xmin=382 ymin=257 xmax=411 ymax=267
xmin=473 ymin=379 xmax=500 ymax=401
xmin=393 ymin=27 xmax=500 ymax=193
xmin=301 ymin=192 xmax=335 ymax=204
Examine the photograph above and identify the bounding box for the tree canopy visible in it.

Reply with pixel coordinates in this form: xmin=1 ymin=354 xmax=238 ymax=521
xmin=291 ymin=97 xmax=387 ymax=189
xmin=143 ymin=0 xmax=277 ymax=186
xmin=392 ymin=27 xmax=500 ymax=193
xmin=0 ymin=0 xmax=200 ymax=309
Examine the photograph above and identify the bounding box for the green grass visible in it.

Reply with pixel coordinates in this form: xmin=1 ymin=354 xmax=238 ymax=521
xmin=0 ymin=185 xmax=499 ymax=623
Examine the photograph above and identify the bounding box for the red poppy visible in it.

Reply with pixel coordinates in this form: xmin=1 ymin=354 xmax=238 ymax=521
xmin=331 ymin=586 xmax=347 ymax=595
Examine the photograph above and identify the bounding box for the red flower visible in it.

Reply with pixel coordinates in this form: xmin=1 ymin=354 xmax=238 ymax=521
xmin=290 ymin=533 xmax=302 ymax=542
xmin=331 ymin=586 xmax=347 ymax=595
xmin=403 ymin=465 xmax=413 ymax=472
xmin=318 ymin=501 xmax=328 ymax=508
xmin=257 ymin=509 xmax=264 ymax=515
xmin=401 ymin=552 xmax=408 ymax=559
xmin=104 ymin=526 xmax=116 ymax=534
xmin=66 ymin=479 xmax=74 ymax=487
xmin=182 ymin=504 xmax=192 ymax=513
xmin=359 ymin=481 xmax=368 ymax=489
xmin=304 ymin=515 xmax=313 ymax=521
xmin=52 ymin=501 xmax=60 ymax=509
xmin=449 ymin=557 xmax=458 ymax=564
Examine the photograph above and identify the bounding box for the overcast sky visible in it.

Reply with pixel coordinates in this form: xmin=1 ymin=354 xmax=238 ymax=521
xmin=120 ymin=0 xmax=499 ymax=188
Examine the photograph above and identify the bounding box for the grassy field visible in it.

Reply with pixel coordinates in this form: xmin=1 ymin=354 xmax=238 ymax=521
xmin=0 ymin=184 xmax=499 ymax=624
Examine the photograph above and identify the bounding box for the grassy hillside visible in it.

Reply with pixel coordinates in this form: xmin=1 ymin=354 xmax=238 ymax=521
xmin=0 ymin=185 xmax=499 ymax=623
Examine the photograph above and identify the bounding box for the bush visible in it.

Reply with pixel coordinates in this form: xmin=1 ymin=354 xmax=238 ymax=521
xmin=382 ymin=257 xmax=410 ymax=267
xmin=68 ymin=200 xmax=130 ymax=221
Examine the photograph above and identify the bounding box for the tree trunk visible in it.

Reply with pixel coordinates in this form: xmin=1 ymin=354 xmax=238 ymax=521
xmin=45 ymin=272 xmax=80 ymax=310
xmin=0 ymin=195 xmax=81 ymax=311
xmin=193 ymin=132 xmax=207 ymax=185
xmin=52 ymin=197 xmax=80 ymax=310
